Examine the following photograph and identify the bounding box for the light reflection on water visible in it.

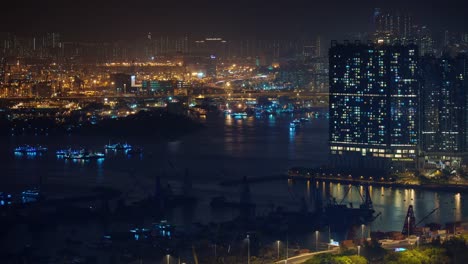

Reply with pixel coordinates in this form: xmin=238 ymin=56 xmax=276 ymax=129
xmin=2 ymin=113 xmax=467 ymax=231
xmin=283 ymin=180 xmax=467 ymax=232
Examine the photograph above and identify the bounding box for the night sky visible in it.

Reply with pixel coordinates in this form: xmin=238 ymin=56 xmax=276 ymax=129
xmin=2 ymin=0 xmax=468 ymax=40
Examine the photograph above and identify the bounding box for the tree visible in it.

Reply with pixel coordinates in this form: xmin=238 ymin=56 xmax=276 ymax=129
xmin=383 ymin=248 xmax=449 ymax=264
xmin=443 ymin=237 xmax=468 ymax=264
xmin=304 ymin=254 xmax=334 ymax=264
xmin=362 ymin=239 xmax=386 ymax=262
xmin=304 ymin=254 xmax=367 ymax=264
xmin=348 ymin=255 xmax=368 ymax=264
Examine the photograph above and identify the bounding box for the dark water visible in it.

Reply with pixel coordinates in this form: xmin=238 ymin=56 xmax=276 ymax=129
xmin=1 ymin=113 xmax=467 ymax=234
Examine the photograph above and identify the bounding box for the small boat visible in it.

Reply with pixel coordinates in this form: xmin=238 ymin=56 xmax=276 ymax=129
xmin=56 ymin=150 xmax=68 ymax=156
xmin=21 ymin=188 xmax=42 ymax=203
xmin=0 ymin=192 xmax=12 ymax=207
xmin=290 ymin=119 xmax=301 ymax=130
xmin=14 ymin=145 xmax=48 ymax=154
xmin=105 ymin=142 xmax=132 ymax=150
xmin=300 ymin=117 xmax=310 ymax=122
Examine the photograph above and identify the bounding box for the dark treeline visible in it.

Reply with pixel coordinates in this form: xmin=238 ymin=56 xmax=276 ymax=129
xmin=0 ymin=109 xmax=202 ymax=139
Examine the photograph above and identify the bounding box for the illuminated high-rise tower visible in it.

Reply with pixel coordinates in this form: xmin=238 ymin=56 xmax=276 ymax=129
xmin=329 ymin=41 xmax=419 ymax=171
xmin=374 ymin=9 xmax=413 ymax=44
xmin=420 ymin=54 xmax=467 ymax=156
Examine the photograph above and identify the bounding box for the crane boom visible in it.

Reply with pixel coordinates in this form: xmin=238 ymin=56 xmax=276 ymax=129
xmin=416 ymin=207 xmax=439 ymax=226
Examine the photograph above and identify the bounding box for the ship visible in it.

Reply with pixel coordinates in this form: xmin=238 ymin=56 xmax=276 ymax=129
xmin=230 ymin=112 xmax=248 ymax=118
xmin=322 ymin=184 xmax=379 ymax=229
xmin=64 ymin=150 xmax=105 ymax=160
xmin=14 ymin=145 xmax=48 ymax=154
xmin=104 ymin=142 xmax=132 ymax=150
xmin=56 ymin=149 xmax=83 ymax=157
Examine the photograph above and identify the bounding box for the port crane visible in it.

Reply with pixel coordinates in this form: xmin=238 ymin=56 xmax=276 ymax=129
xmin=402 ymin=205 xmax=439 ymax=235
xmin=329 ymin=184 xmax=374 ymax=212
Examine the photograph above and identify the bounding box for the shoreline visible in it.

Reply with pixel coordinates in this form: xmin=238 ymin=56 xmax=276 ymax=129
xmin=220 ymin=174 xmax=468 ymax=193
xmin=289 ymin=174 xmax=468 ymax=193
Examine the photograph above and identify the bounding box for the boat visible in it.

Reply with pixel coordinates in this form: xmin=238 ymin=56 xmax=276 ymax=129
xmin=21 ymin=188 xmax=42 ymax=203
xmin=290 ymin=119 xmax=301 ymax=130
xmin=300 ymin=117 xmax=310 ymax=122
xmin=127 ymin=147 xmax=143 ymax=155
xmin=86 ymin=152 xmax=105 ymax=159
xmin=56 ymin=149 xmax=83 ymax=156
xmin=323 ymin=185 xmax=378 ymax=229
xmin=64 ymin=150 xmax=105 ymax=160
xmin=0 ymin=192 xmax=12 ymax=207
xmin=105 ymin=142 xmax=132 ymax=150
xmin=56 ymin=149 xmax=68 ymax=156
xmin=230 ymin=112 xmax=248 ymax=118
xmin=14 ymin=145 xmax=48 ymax=154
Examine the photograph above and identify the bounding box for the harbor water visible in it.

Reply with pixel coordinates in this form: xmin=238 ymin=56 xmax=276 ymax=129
xmin=1 ymin=112 xmax=467 ymax=233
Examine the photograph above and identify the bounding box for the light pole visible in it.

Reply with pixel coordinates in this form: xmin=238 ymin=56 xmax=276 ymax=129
xmin=214 ymin=243 xmax=217 ymax=258
xmin=286 ymin=234 xmax=289 ymax=264
xmin=361 ymin=224 xmax=365 ymax=244
xmin=315 ymin=230 xmax=319 ymax=252
xmin=357 ymin=245 xmax=361 ymax=256
xmin=246 ymin=235 xmax=250 ymax=264
xmin=408 ymin=216 xmax=410 ymax=242
xmin=277 ymin=240 xmax=280 ymax=260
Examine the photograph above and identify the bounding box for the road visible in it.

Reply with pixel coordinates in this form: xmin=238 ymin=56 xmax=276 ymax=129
xmin=273 ymin=237 xmax=445 ymax=264
xmin=275 ymin=247 xmax=340 ymax=264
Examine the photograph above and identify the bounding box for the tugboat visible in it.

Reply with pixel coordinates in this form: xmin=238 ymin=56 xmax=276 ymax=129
xmin=14 ymin=145 xmax=48 ymax=154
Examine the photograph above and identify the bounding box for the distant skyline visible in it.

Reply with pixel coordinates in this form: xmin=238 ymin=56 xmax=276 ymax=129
xmin=2 ymin=0 xmax=468 ymax=41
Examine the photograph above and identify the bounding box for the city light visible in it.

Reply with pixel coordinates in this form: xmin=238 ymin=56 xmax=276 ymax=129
xmin=0 ymin=3 xmax=467 ymax=264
